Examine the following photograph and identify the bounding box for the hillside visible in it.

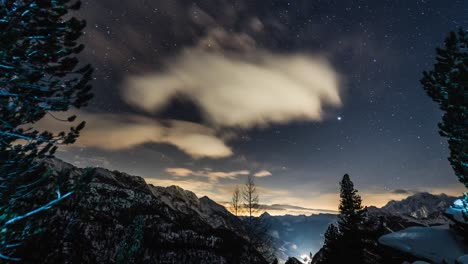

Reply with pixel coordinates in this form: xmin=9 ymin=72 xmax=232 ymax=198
xmin=10 ymin=159 xmax=267 ymax=264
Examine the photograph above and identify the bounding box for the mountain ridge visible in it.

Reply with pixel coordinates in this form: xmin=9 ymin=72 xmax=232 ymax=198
xmin=33 ymin=159 xmax=460 ymax=264
xmin=11 ymin=158 xmax=268 ymax=264
xmin=367 ymin=192 xmax=456 ymax=226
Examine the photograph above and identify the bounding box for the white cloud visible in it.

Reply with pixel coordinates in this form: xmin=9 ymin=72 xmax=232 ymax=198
xmin=165 ymin=168 xmax=194 ymax=177
xmin=254 ymin=170 xmax=272 ymax=177
xmin=35 ymin=111 xmax=232 ymax=159
xmin=122 ymin=49 xmax=341 ymax=128
xmin=165 ymin=167 xmax=250 ymax=182
xmin=38 ymin=28 xmax=342 ymax=160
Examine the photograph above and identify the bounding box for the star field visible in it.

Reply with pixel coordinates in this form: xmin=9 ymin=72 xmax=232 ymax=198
xmin=55 ymin=0 xmax=468 ymax=211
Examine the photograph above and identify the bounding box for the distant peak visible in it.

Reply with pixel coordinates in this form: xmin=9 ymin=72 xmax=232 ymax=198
xmin=260 ymin=211 xmax=271 ymax=218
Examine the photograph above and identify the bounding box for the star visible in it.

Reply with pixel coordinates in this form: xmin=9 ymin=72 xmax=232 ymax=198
xmin=337 ymin=116 xmax=342 ymax=121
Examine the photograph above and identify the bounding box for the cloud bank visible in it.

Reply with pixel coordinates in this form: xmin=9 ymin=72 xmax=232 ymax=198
xmin=165 ymin=167 xmax=250 ymax=182
xmin=44 ymin=49 xmax=342 ymax=159
xmin=123 ymin=50 xmax=341 ymax=128
xmin=45 ymin=6 xmax=343 ymax=160
xmin=254 ymin=170 xmax=272 ymax=177
xmin=36 ymin=111 xmax=232 ymax=159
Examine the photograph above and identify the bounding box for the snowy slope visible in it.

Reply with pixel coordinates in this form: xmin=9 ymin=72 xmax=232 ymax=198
xmin=378 ymin=199 xmax=468 ymax=264
xmin=379 ymin=225 xmax=468 ymax=264
xmin=147 ymin=184 xmax=246 ymax=233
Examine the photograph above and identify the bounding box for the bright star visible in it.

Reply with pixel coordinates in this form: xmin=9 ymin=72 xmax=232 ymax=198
xmin=337 ymin=116 xmax=342 ymax=121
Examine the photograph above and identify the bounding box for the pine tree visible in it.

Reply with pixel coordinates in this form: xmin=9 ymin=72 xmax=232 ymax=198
xmin=0 ymin=0 xmax=92 ymax=260
xmin=338 ymin=174 xmax=365 ymax=232
xmin=337 ymin=174 xmax=366 ymax=262
xmin=313 ymin=224 xmax=341 ymax=264
xmin=324 ymin=224 xmax=339 ymax=249
xmin=421 ymin=29 xmax=467 ymax=187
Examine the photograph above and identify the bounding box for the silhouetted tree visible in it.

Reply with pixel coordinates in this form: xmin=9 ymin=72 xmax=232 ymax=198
xmin=421 ymin=29 xmax=467 ymax=187
xmin=243 ymin=175 xmax=260 ymax=221
xmin=0 ymin=0 xmax=92 ymax=260
xmin=242 ymin=175 xmax=273 ymax=263
xmin=314 ymin=174 xmax=366 ymax=264
xmin=231 ymin=185 xmax=241 ymax=216
xmin=315 ymin=224 xmax=341 ymax=264
xmin=337 ymin=174 xmax=366 ymax=262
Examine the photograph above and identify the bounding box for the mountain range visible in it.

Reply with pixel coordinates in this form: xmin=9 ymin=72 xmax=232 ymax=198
xmin=262 ymin=192 xmax=457 ymax=263
xmin=10 ymin=159 xmax=266 ymax=264
xmin=8 ymin=158 xmax=458 ymax=263
xmin=368 ymin=192 xmax=456 ymax=226
xmin=311 ymin=192 xmax=457 ymax=264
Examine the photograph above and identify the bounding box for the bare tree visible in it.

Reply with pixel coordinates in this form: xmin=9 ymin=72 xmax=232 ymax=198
xmin=231 ymin=185 xmax=241 ymax=216
xmin=242 ymin=175 xmax=260 ymax=221
xmin=241 ymin=175 xmax=274 ymax=262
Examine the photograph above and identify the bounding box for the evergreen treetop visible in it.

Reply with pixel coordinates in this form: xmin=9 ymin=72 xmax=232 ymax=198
xmin=0 ymin=0 xmax=92 ymax=260
xmin=338 ymin=174 xmax=365 ymax=232
xmin=421 ymin=29 xmax=467 ymax=187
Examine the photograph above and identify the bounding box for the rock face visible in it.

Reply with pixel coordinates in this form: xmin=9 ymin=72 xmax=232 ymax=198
xmin=380 ymin=192 xmax=454 ymax=218
xmin=13 ymin=159 xmax=267 ymax=264
xmin=368 ymin=192 xmax=456 ymax=226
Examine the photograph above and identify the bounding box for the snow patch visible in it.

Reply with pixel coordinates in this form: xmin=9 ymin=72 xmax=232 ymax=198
xmin=379 ymin=225 xmax=468 ymax=264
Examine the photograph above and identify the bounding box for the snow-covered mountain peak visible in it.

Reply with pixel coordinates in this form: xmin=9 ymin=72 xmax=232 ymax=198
xmin=365 ymin=192 xmax=458 ymax=228
xmin=380 ymin=192 xmax=455 ymax=219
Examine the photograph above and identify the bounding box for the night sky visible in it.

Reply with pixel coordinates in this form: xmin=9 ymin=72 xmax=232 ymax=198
xmin=50 ymin=0 xmax=468 ymax=214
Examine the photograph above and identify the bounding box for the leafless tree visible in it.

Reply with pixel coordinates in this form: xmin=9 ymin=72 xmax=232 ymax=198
xmin=241 ymin=175 xmax=274 ymax=262
xmin=231 ymin=185 xmax=241 ymax=216
xmin=242 ymin=175 xmax=260 ymax=221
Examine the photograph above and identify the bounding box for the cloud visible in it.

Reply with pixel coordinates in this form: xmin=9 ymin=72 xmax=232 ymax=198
xmin=35 ymin=111 xmax=232 ymax=159
xmin=259 ymin=204 xmax=337 ymax=214
xmin=68 ymin=1 xmax=346 ymax=160
xmin=122 ymin=49 xmax=341 ymax=129
xmin=391 ymin=189 xmax=414 ymax=195
xmin=195 ymin=27 xmax=258 ymax=52
xmin=165 ymin=167 xmax=250 ymax=182
xmin=59 ymin=6 xmax=343 ymax=160
xmin=254 ymin=170 xmax=272 ymax=177
xmin=165 ymin=168 xmax=194 ymax=177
